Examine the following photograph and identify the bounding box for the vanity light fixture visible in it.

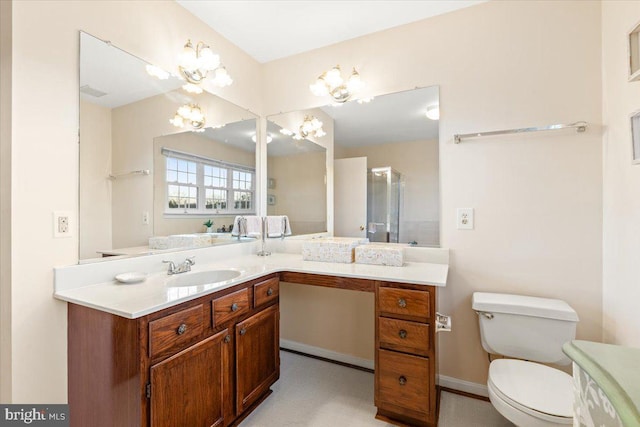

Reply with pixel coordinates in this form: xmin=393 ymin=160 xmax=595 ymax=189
xmin=309 ymin=65 xmax=364 ymax=103
xmin=178 ymin=39 xmax=233 ymax=88
xmin=425 ymin=105 xmax=440 ymax=120
xmin=251 ymin=134 xmax=273 ymax=144
xmin=293 ymin=115 xmax=326 ymax=140
xmin=169 ymin=104 xmax=206 ymax=131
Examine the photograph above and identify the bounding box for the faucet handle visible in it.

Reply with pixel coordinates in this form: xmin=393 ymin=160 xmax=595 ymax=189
xmin=185 ymin=256 xmax=195 ymax=266
xmin=162 ymin=260 xmax=176 ymax=273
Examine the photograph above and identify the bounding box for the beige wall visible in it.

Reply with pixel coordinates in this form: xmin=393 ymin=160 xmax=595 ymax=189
xmin=602 ymin=1 xmax=640 ymax=347
xmin=264 ymin=0 xmax=603 ymax=384
xmin=152 ymin=131 xmax=255 ymax=237
xmin=0 ymin=0 xmax=12 ymax=402
xmin=338 ymin=139 xmax=440 ymax=245
xmin=9 ymin=0 xmax=261 ymax=402
xmin=267 ymin=150 xmax=327 ymax=234
xmin=79 ymin=100 xmax=112 ymax=259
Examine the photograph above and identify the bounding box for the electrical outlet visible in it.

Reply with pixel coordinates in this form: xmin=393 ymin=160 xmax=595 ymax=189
xmin=456 ymin=208 xmax=474 ymax=230
xmin=142 ymin=211 xmax=150 ymax=225
xmin=54 ymin=211 xmax=73 ymax=238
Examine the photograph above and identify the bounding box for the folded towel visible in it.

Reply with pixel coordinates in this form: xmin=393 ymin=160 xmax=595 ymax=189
xmin=266 ymin=215 xmax=292 ymax=238
xmin=231 ymin=216 xmax=262 ymax=236
xmin=231 ymin=216 xmax=245 ymax=236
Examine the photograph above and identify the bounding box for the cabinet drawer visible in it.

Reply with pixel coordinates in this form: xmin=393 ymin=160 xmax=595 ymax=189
xmin=254 ymin=277 xmax=279 ymax=307
xmin=149 ymin=304 xmax=204 ymax=359
xmin=379 ymin=287 xmax=430 ymax=321
xmin=212 ymin=288 xmax=250 ymax=327
xmin=379 ymin=317 xmax=429 ymax=356
xmin=377 ymin=349 xmax=430 ymax=416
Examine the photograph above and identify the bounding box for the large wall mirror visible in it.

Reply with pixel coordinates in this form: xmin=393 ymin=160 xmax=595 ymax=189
xmin=330 ymin=86 xmax=440 ymax=246
xmin=265 ymin=108 xmax=332 ymax=236
xmin=79 ymin=32 xmax=258 ymax=262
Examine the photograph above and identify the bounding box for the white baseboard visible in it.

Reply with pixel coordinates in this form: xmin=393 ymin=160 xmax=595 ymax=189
xmin=437 ymin=374 xmax=488 ymax=398
xmin=279 ymin=339 xmax=375 ymax=370
xmin=279 ymin=340 xmax=488 ymax=398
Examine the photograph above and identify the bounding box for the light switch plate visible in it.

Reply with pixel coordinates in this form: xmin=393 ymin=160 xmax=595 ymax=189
xmin=456 ymin=208 xmax=474 ymax=230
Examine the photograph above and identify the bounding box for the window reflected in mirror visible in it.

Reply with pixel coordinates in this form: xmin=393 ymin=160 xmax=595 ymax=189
xmin=79 ymin=31 xmax=258 ymax=262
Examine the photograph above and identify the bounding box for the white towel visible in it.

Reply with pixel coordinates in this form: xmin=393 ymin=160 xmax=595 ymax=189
xmin=231 ymin=216 xmax=262 ymax=237
xmin=266 ymin=215 xmax=292 ymax=238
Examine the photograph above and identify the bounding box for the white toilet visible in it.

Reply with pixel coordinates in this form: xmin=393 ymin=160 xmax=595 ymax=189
xmin=472 ymin=292 xmax=579 ymax=427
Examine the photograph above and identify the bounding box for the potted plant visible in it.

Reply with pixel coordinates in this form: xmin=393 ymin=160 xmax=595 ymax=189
xmin=203 ymin=219 xmax=214 ymax=233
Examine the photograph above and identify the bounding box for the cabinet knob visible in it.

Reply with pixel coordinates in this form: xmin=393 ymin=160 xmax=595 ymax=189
xmin=224 ymin=335 xmax=231 ymax=343
xmin=239 ymin=328 xmax=247 ymax=336
xmin=399 ymin=329 xmax=407 ymax=339
xmin=398 ymin=376 xmax=407 ymax=386
xmin=266 ymin=288 xmax=274 ymax=296
xmin=176 ymin=323 xmax=187 ymax=335
xmin=398 ymin=298 xmax=407 ymax=308
xmin=231 ymin=303 xmax=239 ymax=312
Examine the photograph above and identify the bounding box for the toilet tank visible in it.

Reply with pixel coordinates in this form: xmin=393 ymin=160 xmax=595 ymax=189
xmin=472 ymin=292 xmax=579 ymax=365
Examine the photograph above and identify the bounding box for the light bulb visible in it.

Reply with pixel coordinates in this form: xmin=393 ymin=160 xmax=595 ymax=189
xmin=346 ymin=68 xmax=364 ymax=92
xmin=309 ymin=79 xmax=329 ymax=96
xmin=177 ymin=105 xmax=191 ymax=118
xmin=213 ymin=66 xmax=233 ymax=87
xmin=324 ymin=66 xmax=343 ymax=88
xmin=169 ymin=114 xmax=184 ymax=128
xmin=146 ymin=64 xmax=169 ymax=80
xmin=280 ymin=128 xmax=293 ymax=136
xmin=425 ymin=105 xmax=440 ymax=120
xmin=314 ymin=129 xmax=326 ymax=138
xmin=180 ymin=42 xmax=198 ymax=71
xmin=182 ymin=83 xmax=203 ymax=94
xmin=198 ymin=45 xmax=220 ymax=71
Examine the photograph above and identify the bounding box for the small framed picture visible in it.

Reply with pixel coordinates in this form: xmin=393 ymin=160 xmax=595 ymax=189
xmin=267 ymin=194 xmax=277 ymax=205
xmin=268 ymin=178 xmax=276 ymax=189
xmin=631 ymin=110 xmax=640 ymax=164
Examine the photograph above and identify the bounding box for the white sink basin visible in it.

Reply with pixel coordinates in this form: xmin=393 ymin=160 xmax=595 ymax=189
xmin=167 ymin=270 xmax=241 ymax=288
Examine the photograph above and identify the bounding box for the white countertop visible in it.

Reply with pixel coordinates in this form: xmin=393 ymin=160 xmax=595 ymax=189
xmin=54 ymin=251 xmax=448 ymax=319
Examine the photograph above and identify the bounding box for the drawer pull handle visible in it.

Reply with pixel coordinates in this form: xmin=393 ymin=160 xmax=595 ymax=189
xmin=224 ymin=335 xmax=231 ymax=343
xmin=267 ymin=287 xmax=274 ymax=296
xmin=399 ymin=329 xmax=408 ymax=339
xmin=231 ymin=303 xmax=239 ymax=312
xmin=239 ymin=328 xmax=247 ymax=336
xmin=176 ymin=323 xmax=187 ymax=335
xmin=399 ymin=376 xmax=407 ymax=386
xmin=398 ymin=298 xmax=407 ymax=308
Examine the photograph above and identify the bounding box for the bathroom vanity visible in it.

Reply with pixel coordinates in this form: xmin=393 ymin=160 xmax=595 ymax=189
xmin=56 ymin=249 xmax=448 ymax=427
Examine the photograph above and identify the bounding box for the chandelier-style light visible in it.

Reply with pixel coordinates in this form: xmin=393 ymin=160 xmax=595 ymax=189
xmin=178 ymin=40 xmax=233 ymax=92
xmin=309 ymin=65 xmax=364 ymax=103
xmin=292 ymin=115 xmax=326 ymax=140
xmin=169 ymin=104 xmax=206 ymax=131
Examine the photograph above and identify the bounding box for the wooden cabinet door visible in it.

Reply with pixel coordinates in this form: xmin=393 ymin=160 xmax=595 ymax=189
xmin=235 ymin=304 xmax=280 ymax=413
xmin=150 ymin=329 xmax=232 ymax=427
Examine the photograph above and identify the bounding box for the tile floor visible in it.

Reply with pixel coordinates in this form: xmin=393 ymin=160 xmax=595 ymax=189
xmin=240 ymin=351 xmax=514 ymax=426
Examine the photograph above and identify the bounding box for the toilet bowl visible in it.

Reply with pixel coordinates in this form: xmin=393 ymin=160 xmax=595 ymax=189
xmin=472 ymin=292 xmax=579 ymax=427
xmin=487 ymin=359 xmax=573 ymax=426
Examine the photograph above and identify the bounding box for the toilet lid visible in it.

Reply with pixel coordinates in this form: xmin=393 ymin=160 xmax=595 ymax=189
xmin=489 ymin=359 xmax=573 ymax=419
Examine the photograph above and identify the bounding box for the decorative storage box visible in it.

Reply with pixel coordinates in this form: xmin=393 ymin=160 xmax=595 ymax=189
xmin=149 ymin=234 xmax=212 ymax=250
xmin=302 ymin=237 xmax=369 ymax=263
xmin=355 ymin=243 xmax=405 ymax=267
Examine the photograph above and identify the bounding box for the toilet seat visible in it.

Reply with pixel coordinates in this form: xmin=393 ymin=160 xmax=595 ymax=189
xmin=488 ymin=359 xmax=573 ymax=424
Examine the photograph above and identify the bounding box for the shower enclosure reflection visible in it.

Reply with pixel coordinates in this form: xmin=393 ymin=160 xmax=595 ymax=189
xmin=367 ymin=167 xmax=401 ymax=243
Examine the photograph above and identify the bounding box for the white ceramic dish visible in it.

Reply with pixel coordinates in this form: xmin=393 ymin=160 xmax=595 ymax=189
xmin=115 ymin=272 xmax=147 ymax=284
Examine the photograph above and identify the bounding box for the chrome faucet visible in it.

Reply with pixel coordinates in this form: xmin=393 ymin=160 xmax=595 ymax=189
xmin=163 ymin=256 xmax=195 ymax=275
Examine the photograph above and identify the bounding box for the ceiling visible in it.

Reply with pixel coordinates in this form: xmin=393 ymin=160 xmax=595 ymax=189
xmin=176 ymin=0 xmax=486 ymax=63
